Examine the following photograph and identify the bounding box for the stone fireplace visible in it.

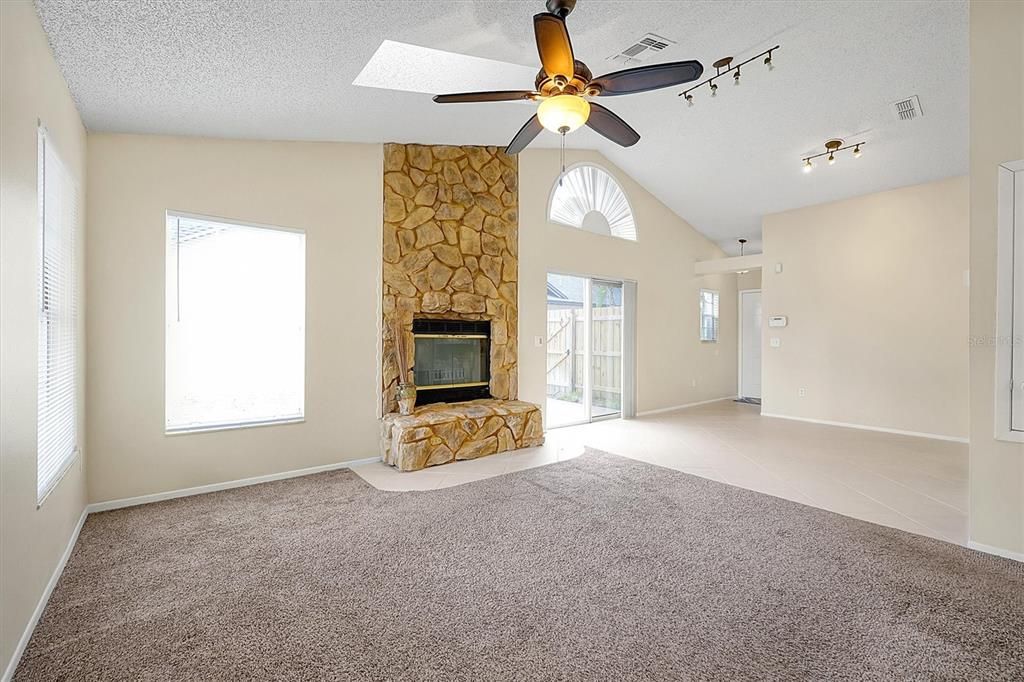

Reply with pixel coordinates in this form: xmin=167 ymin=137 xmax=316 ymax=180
xmin=379 ymin=143 xmax=542 ymax=470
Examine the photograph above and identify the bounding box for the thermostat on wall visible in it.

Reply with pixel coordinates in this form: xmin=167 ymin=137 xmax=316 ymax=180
xmin=768 ymin=316 xmax=788 ymax=328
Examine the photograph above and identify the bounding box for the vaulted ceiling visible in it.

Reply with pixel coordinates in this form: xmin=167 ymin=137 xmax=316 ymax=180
xmin=35 ymin=0 xmax=968 ymax=253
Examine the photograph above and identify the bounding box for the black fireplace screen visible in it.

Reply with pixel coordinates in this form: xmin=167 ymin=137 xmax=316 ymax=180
xmin=412 ymin=319 xmax=491 ymax=405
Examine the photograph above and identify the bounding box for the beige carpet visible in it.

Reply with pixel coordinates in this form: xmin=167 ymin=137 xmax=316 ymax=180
xmin=15 ymin=449 xmax=1024 ymax=680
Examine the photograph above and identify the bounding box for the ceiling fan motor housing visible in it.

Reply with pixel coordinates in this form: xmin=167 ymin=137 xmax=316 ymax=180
xmin=535 ymin=60 xmax=593 ymax=96
xmin=545 ymin=0 xmax=577 ymax=18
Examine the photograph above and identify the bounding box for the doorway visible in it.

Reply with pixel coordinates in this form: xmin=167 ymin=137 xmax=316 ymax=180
xmin=739 ymin=289 xmax=762 ymax=402
xmin=545 ymin=273 xmax=628 ymax=428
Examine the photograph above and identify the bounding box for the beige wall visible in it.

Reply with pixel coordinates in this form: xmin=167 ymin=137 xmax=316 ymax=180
xmin=0 ymin=1 xmax=89 ymax=674
xmin=968 ymin=0 xmax=1024 ymax=556
xmin=737 ymin=270 xmax=762 ymax=291
xmin=86 ymin=134 xmax=382 ymax=503
xmin=761 ymin=176 xmax=970 ymax=439
xmin=518 ymin=150 xmax=737 ymax=415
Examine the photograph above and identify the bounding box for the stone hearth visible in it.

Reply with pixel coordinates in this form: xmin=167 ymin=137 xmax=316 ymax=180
xmin=382 ymin=400 xmax=543 ymax=471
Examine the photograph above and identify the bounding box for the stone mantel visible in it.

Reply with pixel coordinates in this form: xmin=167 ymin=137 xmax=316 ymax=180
xmin=382 ymin=400 xmax=544 ymax=471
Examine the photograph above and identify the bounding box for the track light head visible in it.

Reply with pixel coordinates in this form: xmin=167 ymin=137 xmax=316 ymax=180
xmin=685 ymin=93 xmax=694 ymax=107
xmin=853 ymin=144 xmax=862 ymax=158
xmin=827 ymin=153 xmax=836 ymax=165
xmin=710 ymin=81 xmax=718 ymax=97
xmin=803 ymin=159 xmax=813 ymax=173
xmin=764 ymin=52 xmax=774 ymax=71
xmin=733 ymin=68 xmax=741 ymax=85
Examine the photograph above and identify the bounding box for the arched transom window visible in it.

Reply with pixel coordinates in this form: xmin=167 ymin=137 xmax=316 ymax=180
xmin=549 ymin=164 xmax=637 ymax=241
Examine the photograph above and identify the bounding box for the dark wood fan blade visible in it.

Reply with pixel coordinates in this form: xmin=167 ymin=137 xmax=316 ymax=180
xmin=586 ymin=103 xmax=640 ymax=147
xmin=433 ymin=90 xmax=539 ymax=104
xmin=533 ymin=13 xmax=575 ymax=80
xmin=591 ymin=60 xmax=704 ymax=96
xmin=506 ymin=115 xmax=544 ymax=155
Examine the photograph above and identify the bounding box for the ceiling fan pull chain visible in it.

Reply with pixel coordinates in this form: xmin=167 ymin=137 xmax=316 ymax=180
xmin=559 ymin=131 xmax=566 ymax=186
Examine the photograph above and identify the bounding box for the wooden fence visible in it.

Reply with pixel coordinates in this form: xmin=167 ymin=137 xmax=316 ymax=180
xmin=546 ymin=306 xmax=622 ymax=408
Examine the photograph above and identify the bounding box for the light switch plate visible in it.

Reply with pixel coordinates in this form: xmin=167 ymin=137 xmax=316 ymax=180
xmin=534 ymin=335 xmax=544 ymax=347
xmin=770 ymin=337 xmax=781 ymax=348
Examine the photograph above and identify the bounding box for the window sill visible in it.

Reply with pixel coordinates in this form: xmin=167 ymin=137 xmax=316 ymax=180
xmin=165 ymin=417 xmax=304 ymax=436
xmin=995 ymin=430 xmax=1024 ymax=444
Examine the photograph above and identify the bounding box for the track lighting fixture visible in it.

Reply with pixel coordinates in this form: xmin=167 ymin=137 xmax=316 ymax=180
xmin=801 ymin=139 xmax=866 ymax=172
xmin=679 ymin=45 xmax=779 ymax=106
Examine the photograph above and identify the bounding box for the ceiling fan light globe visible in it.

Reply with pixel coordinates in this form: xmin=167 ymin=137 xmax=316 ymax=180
xmin=538 ymin=95 xmax=591 ymax=134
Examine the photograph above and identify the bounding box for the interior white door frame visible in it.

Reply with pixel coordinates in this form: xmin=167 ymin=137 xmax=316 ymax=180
xmin=737 ymin=288 xmax=762 ymax=399
xmin=995 ymin=160 xmax=1024 ymax=442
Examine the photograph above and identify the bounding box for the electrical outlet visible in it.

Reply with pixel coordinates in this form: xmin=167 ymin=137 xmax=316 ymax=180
xmin=798 ymin=388 xmax=806 ymax=397
xmin=770 ymin=337 xmax=781 ymax=348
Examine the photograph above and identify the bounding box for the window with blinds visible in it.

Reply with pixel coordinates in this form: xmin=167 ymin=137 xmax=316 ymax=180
xmin=37 ymin=127 xmax=80 ymax=503
xmin=549 ymin=164 xmax=637 ymax=241
xmin=699 ymin=289 xmax=719 ymax=342
xmin=165 ymin=213 xmax=305 ymax=433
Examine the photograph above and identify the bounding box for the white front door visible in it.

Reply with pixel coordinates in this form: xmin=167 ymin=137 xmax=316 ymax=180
xmin=740 ymin=290 xmax=762 ymax=400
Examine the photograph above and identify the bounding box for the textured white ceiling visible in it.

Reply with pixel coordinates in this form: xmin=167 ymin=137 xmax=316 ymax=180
xmin=34 ymin=0 xmax=968 ymax=253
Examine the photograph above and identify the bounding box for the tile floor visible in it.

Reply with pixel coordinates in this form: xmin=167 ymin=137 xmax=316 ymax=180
xmin=352 ymin=400 xmax=969 ymax=545
xmin=544 ymin=397 xmax=618 ymax=428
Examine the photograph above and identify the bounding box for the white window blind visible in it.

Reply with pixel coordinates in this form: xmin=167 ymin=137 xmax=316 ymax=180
xmin=699 ymin=289 xmax=719 ymax=342
xmin=165 ymin=213 xmax=305 ymax=432
xmin=549 ymin=164 xmax=637 ymax=241
xmin=37 ymin=127 xmax=79 ymax=503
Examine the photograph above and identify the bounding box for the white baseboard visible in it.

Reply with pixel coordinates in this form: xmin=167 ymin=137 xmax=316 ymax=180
xmin=3 ymin=508 xmax=88 ymax=682
xmin=637 ymin=396 xmax=737 ymax=417
xmin=760 ymin=412 xmax=969 ymax=444
xmin=88 ymin=456 xmax=382 ymax=513
xmin=968 ymin=541 xmax=1024 ymax=563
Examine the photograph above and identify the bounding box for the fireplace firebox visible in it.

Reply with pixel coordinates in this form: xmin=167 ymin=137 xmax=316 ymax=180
xmin=412 ymin=319 xmax=491 ymax=405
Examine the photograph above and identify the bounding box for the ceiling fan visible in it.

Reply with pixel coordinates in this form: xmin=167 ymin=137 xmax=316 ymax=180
xmin=432 ymin=0 xmax=703 ymax=154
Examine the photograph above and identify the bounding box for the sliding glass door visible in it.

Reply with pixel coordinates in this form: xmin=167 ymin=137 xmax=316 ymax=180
xmin=546 ymin=274 xmax=625 ymax=428
xmin=590 ymin=279 xmax=623 ymax=420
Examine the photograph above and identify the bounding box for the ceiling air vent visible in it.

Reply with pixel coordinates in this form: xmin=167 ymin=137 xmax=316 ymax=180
xmin=891 ymin=95 xmax=923 ymax=121
xmin=607 ymin=33 xmax=675 ymax=65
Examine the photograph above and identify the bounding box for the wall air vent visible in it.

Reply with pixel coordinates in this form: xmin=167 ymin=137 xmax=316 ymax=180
xmin=607 ymin=33 xmax=675 ymax=65
xmin=891 ymin=95 xmax=923 ymax=121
